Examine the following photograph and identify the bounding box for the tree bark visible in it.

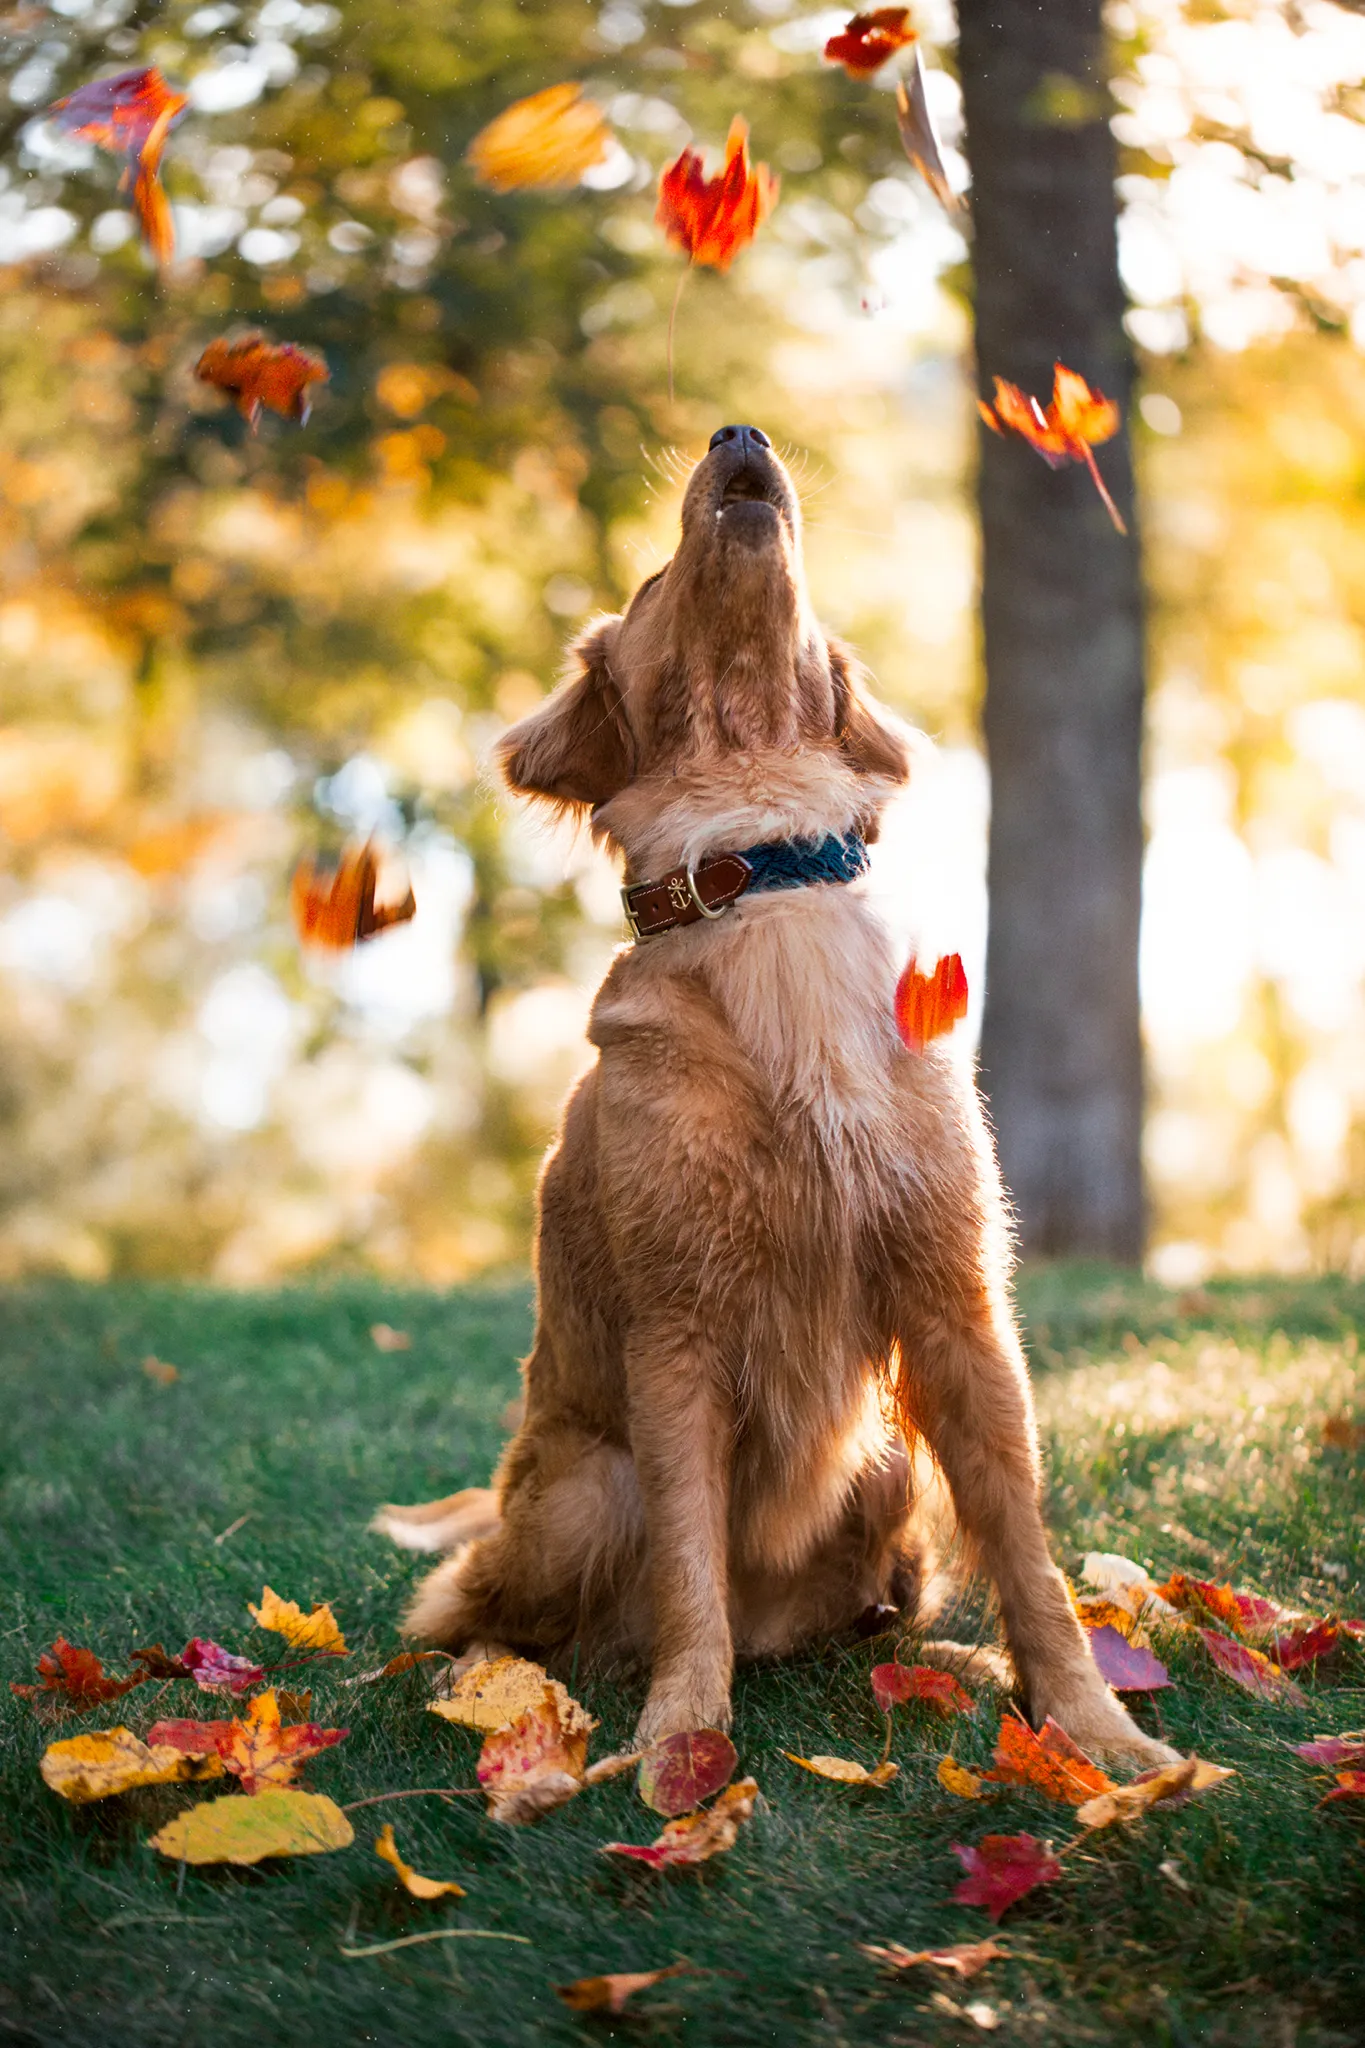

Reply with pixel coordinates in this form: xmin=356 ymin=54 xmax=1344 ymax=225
xmin=956 ymin=0 xmax=1145 ymax=1260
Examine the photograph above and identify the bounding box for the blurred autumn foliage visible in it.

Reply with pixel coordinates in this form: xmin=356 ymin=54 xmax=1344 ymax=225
xmin=0 ymin=0 xmax=1364 ymax=1284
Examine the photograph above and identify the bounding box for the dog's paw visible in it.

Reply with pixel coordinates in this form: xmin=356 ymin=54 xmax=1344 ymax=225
xmin=1036 ymin=1684 xmax=1181 ymax=1775
xmin=635 ymin=1683 xmax=733 ymax=1746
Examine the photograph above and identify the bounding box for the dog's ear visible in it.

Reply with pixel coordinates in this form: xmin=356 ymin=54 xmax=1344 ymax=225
xmin=496 ymin=619 xmax=634 ymax=810
xmin=828 ymin=639 xmax=913 ymax=784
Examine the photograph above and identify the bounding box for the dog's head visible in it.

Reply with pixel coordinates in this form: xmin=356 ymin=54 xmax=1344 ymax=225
xmin=497 ymin=427 xmax=914 ymax=868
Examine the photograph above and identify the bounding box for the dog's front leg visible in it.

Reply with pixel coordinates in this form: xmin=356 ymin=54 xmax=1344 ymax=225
xmin=628 ymin=1324 xmax=734 ymax=1743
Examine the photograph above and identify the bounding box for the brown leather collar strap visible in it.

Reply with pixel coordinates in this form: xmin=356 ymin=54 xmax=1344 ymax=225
xmin=621 ymin=853 xmax=753 ymax=939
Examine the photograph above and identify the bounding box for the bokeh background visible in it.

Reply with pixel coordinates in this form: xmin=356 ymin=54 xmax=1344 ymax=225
xmin=2 ymin=0 xmax=1365 ymax=1286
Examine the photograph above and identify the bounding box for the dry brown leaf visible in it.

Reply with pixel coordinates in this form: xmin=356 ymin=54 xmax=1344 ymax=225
xmin=1076 ymin=1757 xmax=1234 ymax=1831
xmin=859 ymin=1939 xmax=1004 ymax=1979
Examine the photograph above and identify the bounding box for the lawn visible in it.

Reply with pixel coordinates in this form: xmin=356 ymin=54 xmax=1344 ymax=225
xmin=0 ymin=1270 xmax=1362 ymax=2048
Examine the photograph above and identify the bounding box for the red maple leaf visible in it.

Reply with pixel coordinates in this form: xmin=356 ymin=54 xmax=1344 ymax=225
xmin=894 ymin=954 xmax=968 ymax=1055
xmin=11 ymin=1638 xmax=145 ymax=1710
xmin=951 ymin=1833 xmax=1063 ymax=1921
xmin=979 ymin=363 xmax=1127 ymax=534
xmin=871 ymin=1663 xmax=973 ymax=1716
xmin=656 ymin=118 xmax=778 ymax=273
xmin=823 ymin=8 xmax=917 ymax=77
xmin=196 ymin=334 xmax=330 ymax=430
xmin=48 ymin=68 xmax=187 ymax=266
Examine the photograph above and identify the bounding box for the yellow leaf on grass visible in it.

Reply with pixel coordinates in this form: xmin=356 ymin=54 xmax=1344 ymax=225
xmin=783 ymin=1750 xmax=898 ymax=1787
xmin=149 ymin=1787 xmax=354 ymax=1864
xmin=428 ymin=1656 xmax=594 ymax=1736
xmin=41 ymin=1727 xmax=223 ymax=1804
xmin=1076 ymin=1757 xmax=1235 ymax=1831
xmin=248 ymin=1586 xmax=347 ymax=1655
xmin=938 ymin=1756 xmax=985 ymax=1799
xmin=374 ymin=1823 xmax=466 ymax=1898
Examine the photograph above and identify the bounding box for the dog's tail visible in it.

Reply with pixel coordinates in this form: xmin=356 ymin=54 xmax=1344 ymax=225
xmin=370 ymin=1486 xmax=500 ymax=1555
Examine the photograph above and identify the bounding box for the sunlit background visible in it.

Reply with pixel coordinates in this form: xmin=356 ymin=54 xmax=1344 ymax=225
xmin=1 ymin=0 xmax=1364 ymax=1284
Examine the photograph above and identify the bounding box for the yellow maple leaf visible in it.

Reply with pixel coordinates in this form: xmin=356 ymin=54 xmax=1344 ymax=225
xmin=374 ymin=1823 xmax=466 ymax=1898
xmin=40 ymin=1727 xmax=223 ymax=1803
xmin=248 ymin=1585 xmax=347 ymax=1655
xmin=149 ymin=1787 xmax=354 ymax=1864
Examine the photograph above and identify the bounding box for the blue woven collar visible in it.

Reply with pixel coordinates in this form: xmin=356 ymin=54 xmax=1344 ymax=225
xmin=737 ymin=831 xmax=869 ymax=896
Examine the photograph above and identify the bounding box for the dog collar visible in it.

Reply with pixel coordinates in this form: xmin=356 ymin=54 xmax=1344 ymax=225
xmin=621 ymin=831 xmax=869 ymax=941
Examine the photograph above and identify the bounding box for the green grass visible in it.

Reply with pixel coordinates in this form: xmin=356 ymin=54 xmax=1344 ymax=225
xmin=0 ymin=1271 xmax=1362 ymax=2047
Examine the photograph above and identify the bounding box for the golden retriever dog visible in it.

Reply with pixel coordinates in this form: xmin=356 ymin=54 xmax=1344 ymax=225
xmin=378 ymin=423 xmax=1175 ymax=1768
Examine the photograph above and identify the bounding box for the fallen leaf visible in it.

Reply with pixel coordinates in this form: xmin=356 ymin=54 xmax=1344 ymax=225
xmin=180 ymin=1638 xmax=266 ymax=1695
xmin=1085 ymin=1624 xmax=1172 ymax=1693
xmin=872 ymin=1662 xmax=973 ymax=1716
xmin=1322 ymin=1413 xmax=1365 ymax=1451
xmin=345 ymin=1650 xmax=449 ymax=1688
xmin=1073 ymin=1596 xmax=1138 ymax=1637
xmin=1199 ymin=1629 xmax=1307 ymax=1707
xmin=428 ymin=1655 xmax=594 ymax=1736
xmin=149 ymin=1786 xmax=354 ymax=1864
xmin=1294 ymin=1732 xmax=1365 ymax=1768
xmin=290 ymin=842 xmax=417 ymax=950
xmin=656 ymin=118 xmax=778 ymax=272
xmin=1075 ymin=1757 xmax=1234 ymax=1831
xmin=894 ymin=48 xmax=956 ymax=210
xmin=582 ymin=1749 xmax=646 ymax=1786
xmin=823 ymin=7 xmax=916 ymax=76
xmin=248 ymin=1586 xmax=347 ymax=1656
xmin=1321 ymin=1769 xmax=1365 ymax=1805
xmin=1081 ymin=1553 xmax=1177 ymax=1618
xmin=277 ymin=1689 xmax=313 ymax=1722
xmin=938 ymin=1756 xmax=985 ymax=1799
xmin=48 ymin=68 xmax=187 ymax=265
xmin=1270 ymin=1620 xmax=1340 ymax=1671
xmin=951 ymin=1834 xmax=1063 ymax=1922
xmin=893 ymin=955 xmax=969 ymax=1056
xmin=40 ymin=1727 xmax=223 ymax=1803
xmin=196 ymin=334 xmax=329 ymax=428
xmin=147 ymin=1715 xmax=235 ymax=1755
xmin=466 ymin=82 xmax=614 ymax=192
xmin=858 ymin=1939 xmax=1004 ymax=1979
xmin=141 ymin=1354 xmax=178 ymax=1384
xmin=556 ymin=1964 xmax=689 ymax=2014
xmin=638 ymin=1730 xmax=737 ymax=1816
xmin=1155 ymin=1573 xmax=1250 ymax=1632
xmin=374 ymin=1822 xmax=466 ymax=1898
xmin=11 ymin=1638 xmax=145 ymax=1710
xmin=982 ymin=1715 xmax=1114 ymax=1805
xmin=150 ymin=1689 xmax=348 ymax=1792
xmin=129 ymin=1643 xmax=193 ymax=1681
xmin=979 ymin=363 xmax=1127 ymax=534
xmin=784 ymin=1751 xmax=898 ymax=1787
xmin=603 ymin=1777 xmax=759 ymax=1869
xmin=370 ymin=1323 xmax=411 ymax=1352
xmin=477 ymin=1688 xmax=590 ymax=1825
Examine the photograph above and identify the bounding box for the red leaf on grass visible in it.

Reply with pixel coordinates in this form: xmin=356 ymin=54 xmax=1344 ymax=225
xmin=638 ymin=1730 xmax=737 ymax=1818
xmin=1270 ymin=1620 xmax=1340 ymax=1671
xmin=48 ymin=68 xmax=187 ymax=265
xmin=181 ymin=1639 xmax=266 ymax=1695
xmin=1295 ymin=1733 xmax=1365 ymax=1768
xmin=823 ymin=8 xmax=916 ymax=76
xmin=951 ymin=1834 xmax=1063 ymax=1922
xmin=656 ymin=118 xmax=778 ymax=272
xmin=1322 ymin=1769 xmax=1365 ymax=1804
xmin=1155 ymin=1572 xmax=1257 ymax=1632
xmin=872 ymin=1663 xmax=973 ymax=1716
xmin=982 ymin=1715 xmax=1114 ymax=1805
xmin=148 ymin=1716 xmax=236 ymax=1755
xmin=1085 ymin=1624 xmax=1172 ymax=1693
xmin=12 ymin=1638 xmax=144 ymax=1710
xmin=197 ymin=334 xmax=329 ymax=429
xmin=894 ymin=955 xmax=968 ymax=1055
xmin=979 ymin=363 xmax=1127 ymax=534
xmin=1199 ymin=1629 xmax=1307 ymax=1707
xmin=603 ymin=1778 xmax=758 ymax=1869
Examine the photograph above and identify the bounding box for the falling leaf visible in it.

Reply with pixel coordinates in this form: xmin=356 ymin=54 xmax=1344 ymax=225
xmin=180 ymin=1638 xmax=266 ymax=1695
xmin=858 ymin=1939 xmax=1003 ymax=1979
xmin=1270 ymin=1620 xmax=1341 ymax=1671
xmin=951 ymin=1834 xmax=1063 ymax=1922
xmin=48 ymin=68 xmax=187 ymax=265
xmin=784 ymin=1751 xmax=898 ymax=1787
xmin=893 ymin=955 xmax=969 ymax=1056
xmin=894 ymin=49 xmax=956 ymax=210
xmin=979 ymin=363 xmax=1127 ymax=534
xmin=248 ymin=1586 xmax=347 ymax=1656
xmin=1085 ymin=1625 xmax=1172 ymax=1693
xmin=982 ymin=1715 xmax=1114 ymax=1806
xmin=603 ymin=1778 xmax=759 ymax=1869
xmin=823 ymin=7 xmax=916 ymax=76
xmin=556 ymin=1964 xmax=689 ymax=2014
xmin=1322 ymin=1414 xmax=1365 ymax=1451
xmin=477 ymin=1688 xmax=590 ymax=1825
xmin=872 ymin=1662 xmax=974 ymax=1716
xmin=196 ymin=334 xmax=329 ymax=429
xmin=938 ymin=1756 xmax=985 ymax=1799
xmin=638 ymin=1731 xmax=737 ymax=1817
xmin=141 ymin=1354 xmax=179 ymax=1384
xmin=1294 ymin=1732 xmax=1365 ymax=1768
xmin=1199 ymin=1630 xmax=1307 ymax=1707
xmin=428 ymin=1656 xmax=594 ymax=1736
xmin=40 ymin=1727 xmax=223 ymax=1803
xmin=1075 ymin=1757 xmax=1234 ymax=1831
xmin=370 ymin=1323 xmax=411 ymax=1352
xmin=374 ymin=1823 xmax=466 ymax=1898
xmin=466 ymin=82 xmax=614 ymax=192
xmin=150 ymin=1689 xmax=348 ymax=1792
xmin=345 ymin=1651 xmax=449 ymax=1688
xmin=656 ymin=118 xmax=778 ymax=273
xmin=149 ymin=1786 xmax=354 ymax=1864
xmin=290 ymin=842 xmax=417 ymax=951
xmin=1322 ymin=1770 xmax=1365 ymax=1805
xmin=11 ymin=1638 xmax=145 ymax=1710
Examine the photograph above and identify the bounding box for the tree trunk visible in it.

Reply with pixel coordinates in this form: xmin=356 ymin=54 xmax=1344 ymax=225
xmin=956 ymin=0 xmax=1145 ymax=1260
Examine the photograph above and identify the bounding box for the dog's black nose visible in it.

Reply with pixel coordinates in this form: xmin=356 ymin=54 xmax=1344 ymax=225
xmin=709 ymin=424 xmax=771 ymax=454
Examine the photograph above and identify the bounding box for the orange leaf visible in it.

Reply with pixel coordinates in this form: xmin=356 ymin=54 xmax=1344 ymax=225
xmin=938 ymin=1755 xmax=985 ymax=1799
xmin=1270 ymin=1619 xmax=1341 ymax=1671
xmin=859 ymin=1938 xmax=1004 ymax=1977
xmin=374 ymin=1822 xmax=466 ymax=1898
xmin=979 ymin=363 xmax=1126 ymax=533
xmin=784 ymin=1750 xmax=898 ymax=1787
xmin=982 ymin=1714 xmax=1114 ymax=1806
xmin=1321 ymin=1413 xmax=1365 ymax=1451
xmin=1199 ymin=1630 xmax=1306 ymax=1707
xmin=466 ymin=83 xmax=614 ymax=192
xmin=556 ymin=1964 xmax=689 ymax=2014
xmin=871 ymin=1662 xmax=973 ymax=1716
xmin=152 ymin=1688 xmax=348 ymax=1793
xmin=638 ymin=1730 xmax=737 ymax=1817
xmin=196 ymin=333 xmax=329 ymax=429
xmin=893 ymin=954 xmax=968 ymax=1055
xmin=823 ymin=8 xmax=916 ymax=76
xmin=602 ymin=1777 xmax=758 ymax=1868
xmin=11 ymin=1638 xmax=145 ymax=1711
xmin=49 ymin=68 xmax=186 ymax=266
xmin=656 ymin=118 xmax=778 ymax=272
xmin=290 ymin=841 xmax=416 ymax=951
xmin=248 ymin=1585 xmax=347 ymax=1655
xmin=1322 ymin=1769 xmax=1365 ymax=1805
xmin=951 ymin=1833 xmax=1063 ymax=1921
xmin=476 ymin=1688 xmax=590 ymax=1825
